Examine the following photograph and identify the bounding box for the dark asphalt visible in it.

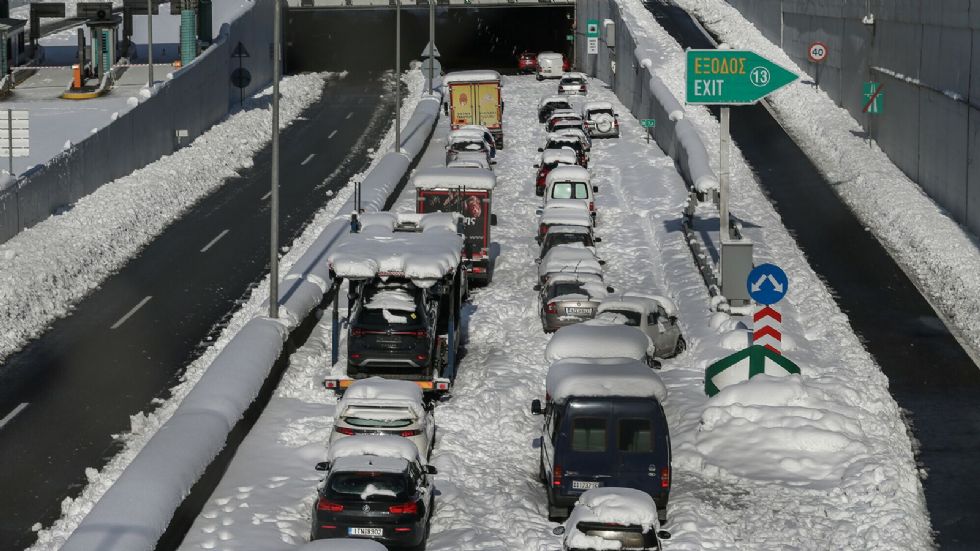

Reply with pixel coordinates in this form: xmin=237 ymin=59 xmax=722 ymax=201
xmin=645 ymin=1 xmax=980 ymax=547
xmin=0 ymin=73 xmax=390 ymax=550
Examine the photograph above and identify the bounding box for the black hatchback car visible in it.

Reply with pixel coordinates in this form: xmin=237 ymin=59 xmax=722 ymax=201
xmin=347 ymin=282 xmax=437 ymax=379
xmin=311 ymin=437 xmax=437 ymax=548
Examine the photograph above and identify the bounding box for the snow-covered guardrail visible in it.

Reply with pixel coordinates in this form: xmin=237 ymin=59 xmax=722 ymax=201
xmin=58 ymin=74 xmax=444 ymax=551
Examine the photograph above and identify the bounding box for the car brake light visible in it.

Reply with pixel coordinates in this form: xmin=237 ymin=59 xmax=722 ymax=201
xmin=546 ymin=302 xmax=557 ymax=314
xmin=589 ymin=201 xmax=595 ymax=212
xmin=399 ymin=429 xmax=422 ymax=437
xmin=319 ymin=524 xmax=337 ymax=529
xmin=317 ymin=498 xmax=344 ymax=512
xmin=336 ymin=427 xmax=355 ymax=435
xmin=394 ymin=527 xmax=412 ymax=533
xmin=324 ymin=379 xmax=338 ymax=389
xmin=435 ymin=381 xmax=450 ymax=391
xmin=351 ymin=328 xmax=364 ymax=337
xmin=389 ymin=501 xmax=418 ymax=514
xmin=416 ymin=353 xmax=428 ymax=361
xmin=413 ymin=330 xmax=427 ymax=338
xmin=539 ymin=224 xmax=547 ymax=235
xmin=661 ymin=467 xmax=670 ymax=488
xmin=553 ymin=465 xmax=563 ymax=487
xmin=350 ymin=353 xmax=361 ymax=360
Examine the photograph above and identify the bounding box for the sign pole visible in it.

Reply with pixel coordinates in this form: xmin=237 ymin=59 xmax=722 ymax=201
xmin=427 ymin=0 xmax=434 ymax=95
xmin=395 ymin=0 xmax=401 ymax=152
xmin=147 ymin=0 xmax=153 ymax=87
xmin=7 ymin=109 xmax=12 ymax=176
xmin=719 ymin=106 xmax=730 ymax=240
xmin=269 ymin=0 xmax=281 ymax=319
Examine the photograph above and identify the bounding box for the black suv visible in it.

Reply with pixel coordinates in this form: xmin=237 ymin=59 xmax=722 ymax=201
xmin=347 ymin=282 xmax=437 ymax=379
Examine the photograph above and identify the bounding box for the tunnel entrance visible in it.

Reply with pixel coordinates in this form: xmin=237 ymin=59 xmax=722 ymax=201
xmin=285 ymin=6 xmax=575 ymax=74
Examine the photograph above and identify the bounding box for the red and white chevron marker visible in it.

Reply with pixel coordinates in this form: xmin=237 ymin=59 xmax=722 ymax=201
xmin=753 ymin=305 xmax=782 ymax=354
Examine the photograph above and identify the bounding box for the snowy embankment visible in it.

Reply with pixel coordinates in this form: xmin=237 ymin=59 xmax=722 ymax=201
xmin=651 ymin=0 xmax=980 ymax=360
xmin=175 ymin=73 xmax=929 ymax=550
xmin=0 ymin=72 xmax=328 ymax=365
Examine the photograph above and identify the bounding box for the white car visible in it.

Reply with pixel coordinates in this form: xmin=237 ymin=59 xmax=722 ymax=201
xmin=455 ymin=125 xmax=496 ymax=158
xmin=553 ymin=487 xmax=671 ymax=550
xmin=446 ymin=133 xmax=493 ymax=166
xmin=329 ymin=378 xmax=436 ymax=459
xmin=543 ymin=165 xmax=596 ymax=221
xmin=557 ymin=72 xmax=588 ymax=95
xmin=536 ymin=52 xmax=566 ymax=80
xmin=594 ymin=293 xmax=685 ymax=358
xmin=582 ymin=100 xmax=620 ymax=138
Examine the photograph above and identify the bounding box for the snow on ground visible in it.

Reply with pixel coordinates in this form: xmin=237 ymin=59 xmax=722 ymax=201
xmin=23 ymin=68 xmax=420 ymax=551
xmin=629 ymin=0 xmax=980 ymax=363
xmin=174 ymin=73 xmax=929 ymax=550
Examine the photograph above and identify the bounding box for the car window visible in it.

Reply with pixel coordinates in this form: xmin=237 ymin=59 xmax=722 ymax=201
xmin=355 ymin=287 xmax=426 ymax=329
xmin=544 ymin=233 xmax=591 ymax=254
xmin=604 ymin=309 xmax=641 ymax=326
xmin=618 ymin=419 xmax=654 ymax=452
xmin=326 ymin=472 xmax=411 ymax=502
xmin=344 ymin=416 xmax=413 ymax=429
xmin=571 ymin=417 xmax=607 ymax=452
xmin=549 ymin=282 xmax=586 ymax=299
xmin=646 ymin=312 xmax=659 ymax=325
xmin=551 ymin=182 xmax=588 ymax=200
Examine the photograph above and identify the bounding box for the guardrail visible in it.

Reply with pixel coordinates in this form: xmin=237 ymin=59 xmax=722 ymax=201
xmin=58 ymin=71 xmax=444 ymax=551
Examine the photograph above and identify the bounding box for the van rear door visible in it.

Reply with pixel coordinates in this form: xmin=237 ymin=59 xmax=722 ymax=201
xmin=611 ymin=401 xmax=671 ymax=504
xmin=450 ymin=83 xmax=478 ymax=127
xmin=560 ymin=405 xmax=613 ymax=498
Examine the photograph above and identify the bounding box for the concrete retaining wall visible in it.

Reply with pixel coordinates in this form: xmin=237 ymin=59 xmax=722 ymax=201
xmin=0 ymin=0 xmax=275 ymax=244
xmin=724 ymin=0 xmax=980 ymax=235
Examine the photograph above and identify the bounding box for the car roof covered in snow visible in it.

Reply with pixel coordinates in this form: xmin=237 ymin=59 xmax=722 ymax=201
xmin=548 ymin=109 xmax=582 ymax=121
xmin=583 ymin=101 xmax=615 ymax=112
xmin=546 ymin=132 xmax=586 ymax=145
xmin=446 ymin=159 xmax=489 ymax=170
xmin=539 ymin=206 xmax=593 ymax=228
xmin=412 ymin=167 xmax=496 ymax=190
xmin=545 ymin=323 xmax=649 ymax=363
xmin=328 ymin=434 xmax=421 ymax=464
xmin=538 ymin=245 xmax=603 ymax=279
xmin=447 ymin=132 xmax=489 ymax=145
xmin=327 ymin=214 xmax=463 ymax=285
xmin=545 ymin=225 xmax=592 ymax=235
xmin=337 ymin=377 xmax=425 ymax=419
xmin=538 ymin=95 xmax=572 ymax=108
xmin=545 ymin=165 xmax=591 ymax=185
xmin=564 ymin=488 xmax=659 ymax=547
xmin=561 ymin=72 xmax=588 ymax=80
xmin=598 ymin=292 xmax=678 ymax=318
xmin=537 ymin=52 xmax=564 ymax=60
xmin=546 ymin=357 xmax=667 ymax=403
xmin=298 ymin=538 xmax=389 ymax=551
xmin=540 ymin=149 xmax=579 ymax=165
xmin=443 ymin=70 xmax=501 ymax=84
xmin=545 ymin=272 xmax=605 ymax=286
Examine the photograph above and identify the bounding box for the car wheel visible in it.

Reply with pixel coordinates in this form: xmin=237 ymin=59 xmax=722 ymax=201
xmin=673 ymin=336 xmax=687 ymax=357
xmin=548 ymin=503 xmax=568 ymax=523
xmin=536 ymin=74 xmax=543 ymax=81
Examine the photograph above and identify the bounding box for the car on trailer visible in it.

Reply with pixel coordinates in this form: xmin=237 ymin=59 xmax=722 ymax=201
xmin=594 ymin=293 xmax=685 ymax=359
xmin=534 ymin=272 xmax=612 ymax=333
xmin=324 ymin=212 xmax=467 ymax=396
xmin=531 ymin=358 xmax=671 ymax=522
xmin=444 ymin=70 xmax=504 ymax=148
xmin=552 ymin=487 xmax=671 ymax=550
xmin=538 ymin=95 xmax=573 ymax=123
xmin=310 ymin=435 xmax=437 ymax=546
xmin=413 ymin=167 xmax=497 ymax=284
xmin=533 ymin=148 xmax=580 ymax=196
xmin=582 ymin=101 xmax=620 ymax=138
xmin=329 ymin=378 xmax=436 ymax=459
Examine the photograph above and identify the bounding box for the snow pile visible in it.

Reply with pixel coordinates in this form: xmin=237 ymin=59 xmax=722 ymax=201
xmin=565 ymin=488 xmax=659 ymax=550
xmin=327 ymin=435 xmax=420 ymax=464
xmin=545 ymin=323 xmax=649 ymax=363
xmin=328 ymin=226 xmax=463 ymax=284
xmin=692 ymin=374 xmax=870 ymax=487
xmin=546 ymin=358 xmax=667 ymax=403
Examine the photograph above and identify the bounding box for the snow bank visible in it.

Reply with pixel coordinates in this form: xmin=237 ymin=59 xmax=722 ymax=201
xmin=545 ymin=323 xmax=649 ymax=363
xmin=546 ymin=357 xmax=667 ymax=403
xmin=565 ymin=487 xmax=659 ymax=549
xmin=328 ymin=435 xmax=420 ymax=464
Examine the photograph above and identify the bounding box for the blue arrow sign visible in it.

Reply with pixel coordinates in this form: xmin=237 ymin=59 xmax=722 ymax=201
xmin=747 ymin=263 xmax=788 ymax=305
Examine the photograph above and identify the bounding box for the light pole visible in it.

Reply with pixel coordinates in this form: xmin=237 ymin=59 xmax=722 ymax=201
xmin=394 ymin=0 xmax=401 ymax=152
xmin=269 ymin=0 xmax=281 ymax=319
xmin=146 ymin=0 xmax=153 ymax=87
xmin=427 ymin=0 xmax=434 ymax=95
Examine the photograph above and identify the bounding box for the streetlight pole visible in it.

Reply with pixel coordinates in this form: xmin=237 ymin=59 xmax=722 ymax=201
xmin=269 ymin=0 xmax=281 ymax=319
xmin=147 ymin=0 xmax=153 ymax=87
xmin=394 ymin=0 xmax=401 ymax=152
xmin=427 ymin=0 xmax=434 ymax=95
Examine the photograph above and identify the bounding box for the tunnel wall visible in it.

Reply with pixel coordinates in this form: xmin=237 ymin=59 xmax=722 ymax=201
xmin=0 ymin=0 xmax=275 ymax=245
xmin=285 ymin=6 xmax=574 ymax=73
xmin=722 ymin=0 xmax=980 ymax=236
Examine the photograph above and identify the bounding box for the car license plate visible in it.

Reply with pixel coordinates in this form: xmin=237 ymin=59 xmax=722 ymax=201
xmin=572 ymin=480 xmax=602 ymax=490
xmin=376 ymin=336 xmax=400 ymax=344
xmin=565 ymin=307 xmax=592 ymax=315
xmin=349 ymin=527 xmax=383 ymax=537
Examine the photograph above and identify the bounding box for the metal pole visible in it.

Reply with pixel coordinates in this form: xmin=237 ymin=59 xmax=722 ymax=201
xmin=269 ymin=0 xmax=281 ymax=319
xmin=331 ymin=286 xmax=339 ymax=366
xmin=147 ymin=0 xmax=153 ymax=86
xmin=719 ymin=106 xmax=730 ymax=242
xmin=428 ymin=0 xmax=434 ymax=95
xmin=394 ymin=0 xmax=401 ymax=152
xmin=7 ymin=109 xmax=12 ymax=176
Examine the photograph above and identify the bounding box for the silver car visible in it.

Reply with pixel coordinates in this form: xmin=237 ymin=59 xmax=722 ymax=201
xmin=582 ymin=101 xmax=620 ymax=139
xmin=594 ymin=293 xmax=686 ymax=358
xmin=535 ymin=273 xmax=612 ymax=333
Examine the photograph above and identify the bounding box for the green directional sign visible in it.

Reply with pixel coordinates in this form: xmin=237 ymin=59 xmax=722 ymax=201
xmin=863 ymin=82 xmax=883 ymax=114
xmin=586 ymin=19 xmax=599 ymax=38
xmin=686 ymin=49 xmax=799 ymax=105
xmin=704 ymin=345 xmax=801 ymax=397
xmin=640 ymin=119 xmax=656 ymax=128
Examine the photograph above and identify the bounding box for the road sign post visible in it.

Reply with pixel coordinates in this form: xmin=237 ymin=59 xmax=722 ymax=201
xmin=862 ymin=82 xmax=883 ymax=147
xmin=807 ymin=41 xmax=827 ymax=87
xmin=640 ymin=118 xmax=655 ymax=143
xmin=586 ymin=18 xmax=599 ymax=55
xmin=270 ymin=0 xmax=281 ymax=319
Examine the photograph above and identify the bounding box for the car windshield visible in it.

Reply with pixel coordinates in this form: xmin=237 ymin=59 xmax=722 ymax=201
xmin=356 ymin=286 xmax=425 ymax=329
xmin=588 ymin=109 xmax=614 ymax=118
xmin=603 ymin=309 xmax=642 ymax=326
xmin=547 ymin=141 xmax=581 ymax=153
xmin=452 ymin=141 xmax=484 ymax=152
xmin=326 ymin=472 xmax=412 ymax=502
xmin=544 ymin=232 xmax=592 ymax=254
xmin=562 ymin=78 xmax=585 ymax=85
xmin=551 ymin=182 xmax=589 ymax=200
xmin=344 ymin=416 xmax=414 ymax=428
xmin=576 ymin=523 xmax=649 ymax=548
xmin=549 ymin=282 xmax=588 ymax=299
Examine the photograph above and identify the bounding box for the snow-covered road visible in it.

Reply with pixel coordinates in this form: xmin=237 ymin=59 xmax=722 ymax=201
xmin=173 ymin=73 xmax=929 ymax=550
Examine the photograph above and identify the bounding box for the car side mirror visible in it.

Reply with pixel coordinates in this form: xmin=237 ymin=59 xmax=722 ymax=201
xmin=594 ymin=237 xmax=602 ymax=243
xmin=315 ymin=461 xmax=329 ymax=472
xmin=607 ymin=286 xmax=615 ymax=293
xmin=535 ymin=208 xmax=543 ymax=215
xmin=598 ymin=260 xmax=606 ymax=266
xmin=442 ymin=103 xmax=449 ymax=116
xmin=552 ymin=525 xmax=565 ymax=536
xmin=490 ymin=214 xmax=498 ymax=226
xmin=533 ymin=163 xmax=540 ymax=168
xmin=534 ymin=258 xmax=542 ymax=264
xmin=657 ymin=530 xmax=671 ymax=540
xmin=592 ymin=185 xmax=599 ymax=193
xmin=531 ymin=399 xmax=543 ymax=415
xmin=425 ymin=465 xmax=438 ymax=475
xmin=533 ymin=284 xmax=542 ymax=291
xmin=538 ymin=148 xmax=544 ymax=152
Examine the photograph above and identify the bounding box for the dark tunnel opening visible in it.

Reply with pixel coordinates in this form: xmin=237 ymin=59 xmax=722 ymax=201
xmin=285 ymin=6 xmax=575 ymax=74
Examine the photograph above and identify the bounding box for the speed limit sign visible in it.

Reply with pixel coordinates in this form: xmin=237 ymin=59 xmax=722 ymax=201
xmin=808 ymin=42 xmax=828 ymax=63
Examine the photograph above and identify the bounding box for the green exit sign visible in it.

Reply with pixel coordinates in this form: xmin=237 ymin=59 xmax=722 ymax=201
xmin=685 ymin=49 xmax=798 ymax=105
xmin=640 ymin=119 xmax=656 ymax=128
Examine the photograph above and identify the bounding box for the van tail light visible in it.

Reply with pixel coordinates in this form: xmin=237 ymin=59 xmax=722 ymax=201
xmin=539 ymin=224 xmax=548 ymax=235
xmin=546 ymin=302 xmax=558 ymax=315
xmin=553 ymin=465 xmax=563 ymax=487
xmin=399 ymin=429 xmax=422 ymax=437
xmin=536 ymin=172 xmax=546 ymax=187
xmin=389 ymin=501 xmax=419 ymax=514
xmin=351 ymin=328 xmax=364 ymax=337
xmin=589 ymin=201 xmax=595 ymax=212
xmin=335 ymin=426 xmax=356 ymax=435
xmin=350 ymin=353 xmax=361 ymax=360
xmin=660 ymin=467 xmax=670 ymax=488
xmin=317 ymin=498 xmax=344 ymax=512
xmin=416 ymin=353 xmax=428 ymax=362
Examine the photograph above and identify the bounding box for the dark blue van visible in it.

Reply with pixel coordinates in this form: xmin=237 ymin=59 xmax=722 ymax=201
xmin=531 ymin=358 xmax=671 ymax=521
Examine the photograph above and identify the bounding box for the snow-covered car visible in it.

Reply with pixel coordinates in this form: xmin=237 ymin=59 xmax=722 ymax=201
xmin=346 ymin=282 xmax=438 ymax=378
xmin=447 ymin=151 xmax=491 ymax=170
xmin=538 ymin=95 xmax=573 ymax=123
xmin=445 ymin=133 xmax=493 ymax=166
xmin=582 ymin=101 xmax=620 ymax=138
xmin=544 ymin=322 xmax=652 ymax=366
xmin=551 ymin=126 xmax=592 ymax=152
xmin=311 ymin=436 xmax=437 ymax=546
xmin=534 ymin=273 xmax=612 ymax=332
xmin=552 ymin=487 xmax=672 ymax=550
xmin=537 ymin=201 xmax=593 ymax=243
xmin=546 ymin=110 xmax=586 ymax=133
xmin=543 ymin=166 xmax=597 ymax=222
xmin=594 ymin=293 xmax=685 ymax=359
xmin=557 ymin=72 xmax=588 ymax=95
xmin=330 ymin=378 xmax=436 ymax=459
xmin=538 ymin=224 xmax=598 ymax=259
xmin=455 ymin=125 xmax=496 ymax=158
xmin=534 ymin=148 xmax=580 ymax=196
xmin=531 ymin=359 xmax=671 ymax=521
xmin=539 ymin=135 xmax=588 ymax=167
xmin=536 ymin=244 xmax=605 ymax=283
xmin=518 ymin=51 xmax=538 ymax=73
xmin=299 ymin=539 xmax=388 ymax=551
xmin=536 ymin=52 xmax=568 ymax=80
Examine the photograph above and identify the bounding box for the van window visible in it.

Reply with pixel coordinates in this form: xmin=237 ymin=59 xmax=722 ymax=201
xmin=551 ymin=182 xmax=589 ymax=200
xmin=618 ymin=419 xmax=653 ymax=452
xmin=572 ymin=417 xmax=607 ymax=451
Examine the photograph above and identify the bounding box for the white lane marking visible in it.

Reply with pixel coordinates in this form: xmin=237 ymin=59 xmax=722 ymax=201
xmin=0 ymin=403 xmax=28 ymax=429
xmin=301 ymin=153 xmax=316 ymax=166
xmin=111 ymin=296 xmax=152 ymax=330
xmin=200 ymin=229 xmax=230 ymax=253
xmin=261 ymin=191 xmax=271 ymax=200
xmin=328 ymin=129 xmax=338 ymax=139
xmin=345 ymin=111 xmax=353 ymax=120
